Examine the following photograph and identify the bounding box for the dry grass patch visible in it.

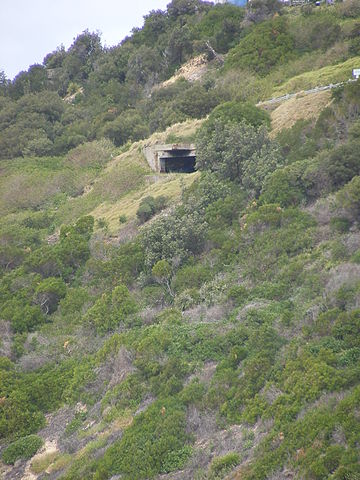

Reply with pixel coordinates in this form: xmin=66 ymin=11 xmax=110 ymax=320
xmin=270 ymin=90 xmax=332 ymax=136
xmin=144 ymin=118 xmax=204 ymax=146
xmin=30 ymin=451 xmax=60 ymax=474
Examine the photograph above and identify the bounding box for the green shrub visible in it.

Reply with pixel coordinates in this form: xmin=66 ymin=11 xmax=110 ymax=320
xmin=136 ymin=196 xmax=168 ymax=224
xmin=102 ymin=110 xmax=149 ymax=147
xmin=205 ymin=101 xmax=270 ymax=130
xmin=337 ymin=0 xmax=360 ymax=18
xmin=260 ymin=159 xmax=310 ymax=207
xmin=11 ymin=333 xmax=27 ymax=359
xmin=333 ymin=310 xmax=360 ymax=348
xmin=34 ymin=277 xmax=67 ymax=314
xmin=101 ymin=374 xmax=145 ymax=414
xmin=84 ymin=284 xmax=137 ymax=333
xmin=196 ymin=119 xmax=283 ymax=192
xmin=227 ymin=285 xmax=249 ymax=306
xmin=291 ymin=13 xmax=341 ymax=53
xmin=225 ymin=17 xmax=296 ymax=75
xmin=96 ymin=398 xmax=189 ymax=479
xmin=179 ymin=379 xmax=206 ymax=406
xmin=330 ymin=217 xmax=351 ymax=233
xmin=64 ymin=411 xmax=87 ymax=436
xmin=336 ymin=176 xmax=360 ymax=222
xmin=210 ymin=452 xmax=241 ymax=476
xmin=8 ymin=304 xmax=44 ymax=333
xmin=351 ymin=250 xmax=360 ymax=264
xmin=160 ymin=445 xmax=193 ymax=473
xmin=22 ymin=211 xmax=54 ymax=230
xmin=173 ymin=263 xmax=212 ymax=293
xmin=2 ymin=435 xmax=44 ymax=464
xmin=96 ymin=217 xmax=109 ymax=230
xmin=331 ymin=241 xmax=349 ymax=262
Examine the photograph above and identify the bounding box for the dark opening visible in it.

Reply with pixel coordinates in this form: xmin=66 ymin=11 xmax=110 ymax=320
xmin=160 ymin=156 xmax=196 ymax=173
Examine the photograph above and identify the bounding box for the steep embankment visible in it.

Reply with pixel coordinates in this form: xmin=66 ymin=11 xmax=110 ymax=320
xmin=1 ymin=2 xmax=360 ymax=480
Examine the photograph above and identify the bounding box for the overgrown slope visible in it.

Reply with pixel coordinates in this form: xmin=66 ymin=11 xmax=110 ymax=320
xmin=1 ymin=1 xmax=360 ymax=480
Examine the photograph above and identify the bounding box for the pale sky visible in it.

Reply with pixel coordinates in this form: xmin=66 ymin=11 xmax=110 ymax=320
xmin=0 ymin=0 xmax=172 ymax=80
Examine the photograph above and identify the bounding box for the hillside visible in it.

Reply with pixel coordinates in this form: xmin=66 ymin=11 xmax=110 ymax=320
xmin=1 ymin=1 xmax=360 ymax=480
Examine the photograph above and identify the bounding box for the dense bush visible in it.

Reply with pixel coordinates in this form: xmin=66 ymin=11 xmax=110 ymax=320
xmin=1 ymin=4 xmax=360 ymax=480
xmin=196 ymin=119 xmax=284 ymax=193
xmin=96 ymin=399 xmax=189 ymax=479
xmin=261 ymin=138 xmax=360 ymax=206
xmin=136 ymin=195 xmax=168 ymax=223
xmin=291 ymin=13 xmax=341 ymax=52
xmin=210 ymin=452 xmax=241 ymax=476
xmin=336 ymin=176 xmax=360 ymax=221
xmin=141 ymin=208 xmax=208 ymax=269
xmin=225 ymin=17 xmax=296 ymax=75
xmin=84 ymin=284 xmax=137 ymax=333
xmin=204 ymin=101 xmax=270 ymax=131
xmin=66 ymin=138 xmax=115 ymax=168
xmin=2 ymin=435 xmax=44 ymax=464
xmin=34 ymin=277 xmax=66 ymax=314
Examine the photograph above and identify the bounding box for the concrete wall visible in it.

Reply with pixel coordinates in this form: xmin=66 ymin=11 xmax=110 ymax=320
xmin=143 ymin=145 xmax=160 ymax=172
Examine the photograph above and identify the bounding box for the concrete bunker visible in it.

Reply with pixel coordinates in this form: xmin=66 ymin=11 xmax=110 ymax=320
xmin=143 ymin=144 xmax=196 ymax=173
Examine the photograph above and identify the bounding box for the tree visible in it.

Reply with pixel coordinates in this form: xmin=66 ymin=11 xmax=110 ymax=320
xmin=196 ymin=119 xmax=284 ymax=193
xmin=166 ymin=25 xmax=193 ymax=66
xmin=141 ymin=209 xmax=207 ymax=268
xmin=102 ymin=110 xmax=149 ymax=146
xmin=204 ymin=101 xmax=270 ymax=131
xmin=245 ymin=0 xmax=283 ymax=24
xmin=152 ymin=260 xmax=174 ymax=298
xmin=336 ymin=176 xmax=360 ymax=222
xmin=225 ymin=17 xmax=295 ymax=75
xmin=194 ymin=3 xmax=245 ymax=54
xmin=167 ymin=0 xmax=209 ymax=19
xmin=0 ymin=70 xmax=9 ymax=96
xmin=141 ymin=10 xmax=168 ymax=46
xmin=34 ymin=277 xmax=66 ymax=314
xmin=43 ymin=45 xmax=66 ymax=69
xmin=126 ymin=46 xmax=162 ymax=87
xmin=63 ymin=30 xmax=102 ymax=83
xmin=176 ymin=84 xmax=219 ymax=119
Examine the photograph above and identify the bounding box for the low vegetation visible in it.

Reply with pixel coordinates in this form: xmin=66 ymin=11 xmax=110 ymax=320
xmin=1 ymin=1 xmax=360 ymax=480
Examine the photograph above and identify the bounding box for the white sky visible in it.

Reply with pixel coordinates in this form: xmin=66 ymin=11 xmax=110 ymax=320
xmin=0 ymin=0 xmax=171 ymax=80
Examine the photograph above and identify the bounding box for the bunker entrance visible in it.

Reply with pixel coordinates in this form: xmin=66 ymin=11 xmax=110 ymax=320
xmin=143 ymin=143 xmax=197 ymax=173
xmin=160 ymin=155 xmax=196 ymax=173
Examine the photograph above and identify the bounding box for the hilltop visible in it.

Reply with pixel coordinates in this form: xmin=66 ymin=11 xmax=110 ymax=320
xmin=1 ymin=1 xmax=360 ymax=479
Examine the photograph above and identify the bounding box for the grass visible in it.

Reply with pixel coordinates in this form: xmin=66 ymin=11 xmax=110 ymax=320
xmin=273 ymin=56 xmax=360 ymax=96
xmin=91 ymin=171 xmax=200 ymax=233
xmin=46 ymin=453 xmax=73 ymax=474
xmin=31 ymin=451 xmax=60 ymax=474
xmin=56 ymin=119 xmax=202 ymax=229
xmin=270 ymin=90 xmax=332 ymax=136
xmin=0 ymin=119 xmax=202 ymax=230
xmin=143 ymin=118 xmax=204 ymax=146
xmin=87 ymin=118 xmax=203 ymax=232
